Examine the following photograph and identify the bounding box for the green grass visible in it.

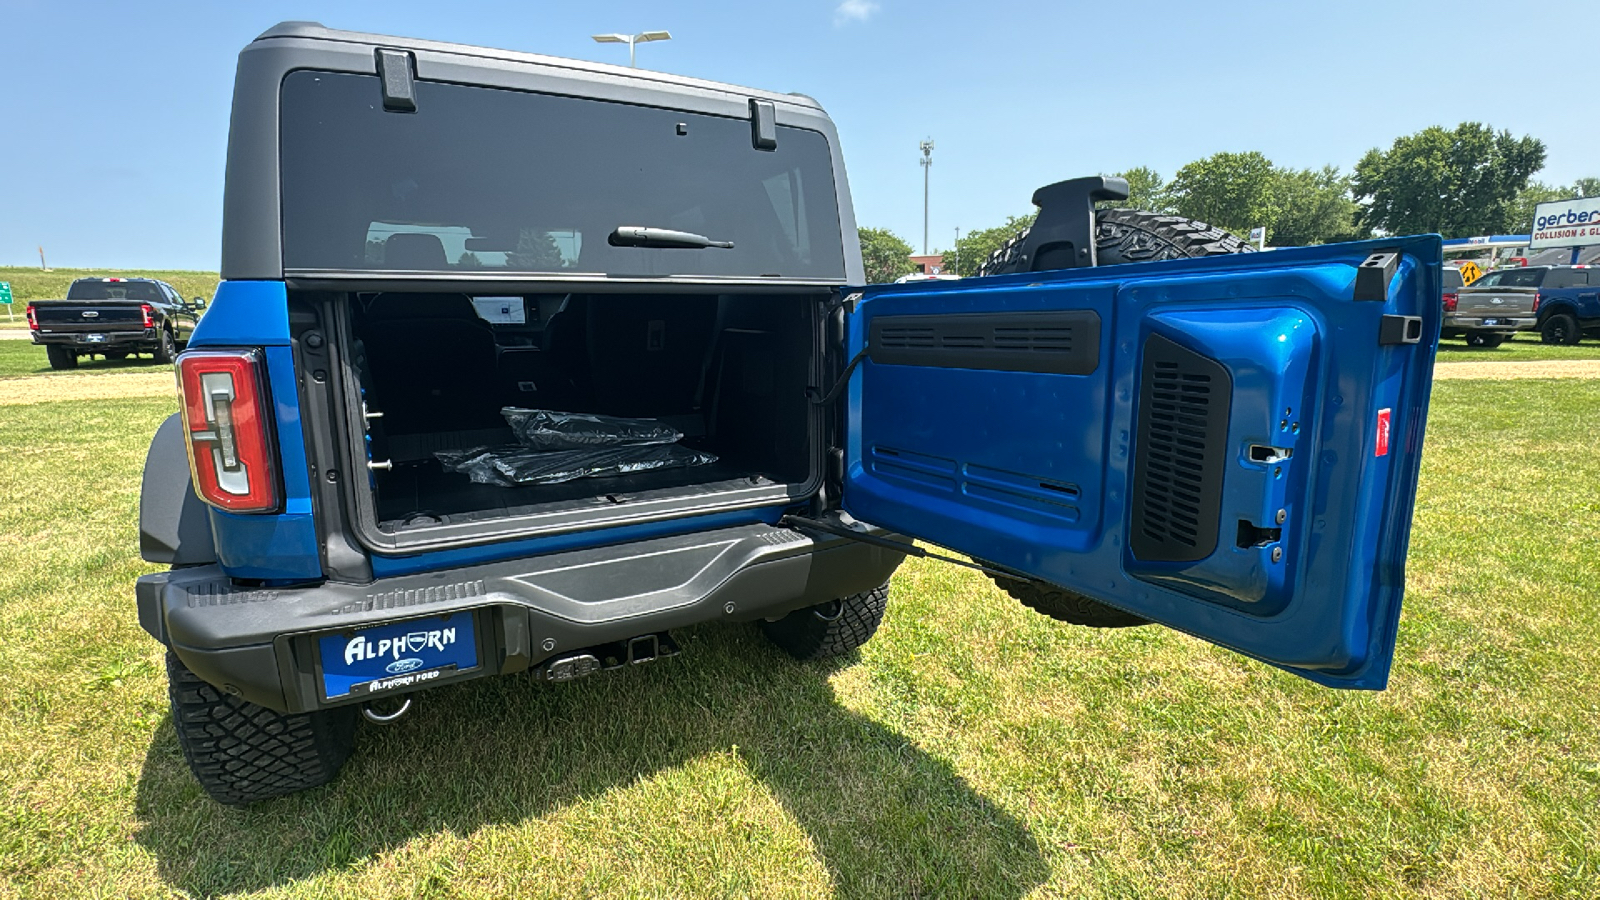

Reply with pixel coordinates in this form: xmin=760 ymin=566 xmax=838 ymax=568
xmin=2 ymin=380 xmax=1599 ymax=898
xmin=1436 ymin=333 xmax=1600 ymax=361
xmin=0 ymin=341 xmax=175 ymax=378
xmin=0 ymin=267 xmax=218 ymax=328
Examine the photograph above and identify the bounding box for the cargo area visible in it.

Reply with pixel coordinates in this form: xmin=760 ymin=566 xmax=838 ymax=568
xmin=342 ymin=291 xmax=821 ymax=538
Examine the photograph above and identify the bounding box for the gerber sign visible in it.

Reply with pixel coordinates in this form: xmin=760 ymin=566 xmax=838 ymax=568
xmin=1531 ymin=197 xmax=1600 ymax=249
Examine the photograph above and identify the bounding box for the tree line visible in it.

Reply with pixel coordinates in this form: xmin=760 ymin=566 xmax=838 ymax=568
xmin=862 ymin=122 xmax=1598 ymax=282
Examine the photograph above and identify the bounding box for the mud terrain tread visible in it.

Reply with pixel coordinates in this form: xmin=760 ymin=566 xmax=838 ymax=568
xmin=979 ymin=208 xmax=1253 ymax=276
xmin=989 ymin=575 xmax=1150 ymax=628
xmin=166 ymin=652 xmax=358 ymax=805
xmin=759 ymin=584 xmax=890 ymax=660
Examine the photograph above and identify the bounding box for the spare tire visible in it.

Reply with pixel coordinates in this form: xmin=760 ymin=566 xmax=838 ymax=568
xmin=980 ymin=208 xmax=1253 ymax=277
xmin=978 ymin=207 xmax=1253 ymax=627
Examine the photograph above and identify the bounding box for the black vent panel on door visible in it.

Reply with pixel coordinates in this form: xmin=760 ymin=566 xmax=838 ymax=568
xmin=868 ymin=310 xmax=1100 ymax=375
xmin=1130 ymin=334 xmax=1232 ymax=563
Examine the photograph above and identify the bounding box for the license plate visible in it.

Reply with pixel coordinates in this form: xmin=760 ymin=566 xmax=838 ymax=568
xmin=317 ymin=612 xmax=479 ymax=699
xmin=81 ymin=334 xmax=107 ymax=343
xmin=1481 ymin=319 xmax=1503 ymax=326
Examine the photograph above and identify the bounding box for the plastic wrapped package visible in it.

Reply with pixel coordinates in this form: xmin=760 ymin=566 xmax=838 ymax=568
xmin=437 ymin=444 xmax=719 ymax=486
xmin=500 ymin=408 xmax=682 ymax=452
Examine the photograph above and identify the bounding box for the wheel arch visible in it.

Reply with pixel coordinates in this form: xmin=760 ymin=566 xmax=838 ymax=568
xmin=140 ymin=413 xmax=216 ymax=566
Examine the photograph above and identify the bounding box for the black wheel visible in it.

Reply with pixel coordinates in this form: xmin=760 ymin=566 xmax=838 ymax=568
xmin=152 ymin=329 xmax=177 ymax=364
xmin=759 ymin=584 xmax=889 ymax=661
xmin=1466 ymin=332 xmax=1506 ymax=348
xmin=45 ymin=344 xmax=78 ymax=370
xmin=166 ymin=651 xmax=358 ymax=805
xmin=988 ymin=574 xmax=1149 ymax=628
xmin=103 ymin=350 xmax=130 ymax=361
xmin=980 ymin=208 xmax=1253 ymax=277
xmin=1540 ymin=313 xmax=1581 ymax=346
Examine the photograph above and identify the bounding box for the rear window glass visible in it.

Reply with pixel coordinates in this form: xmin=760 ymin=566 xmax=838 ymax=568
xmin=1543 ymin=268 xmax=1588 ymax=289
xmin=1497 ymin=268 xmax=1547 ymax=288
xmin=279 ymin=71 xmax=845 ymax=279
xmin=65 ymin=281 xmax=164 ymax=301
xmin=1442 ymin=268 xmax=1465 ymax=289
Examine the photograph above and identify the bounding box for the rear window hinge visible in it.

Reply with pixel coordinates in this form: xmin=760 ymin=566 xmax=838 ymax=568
xmin=375 ymin=49 xmax=417 ymax=113
xmin=778 ymin=514 xmax=1032 ymax=581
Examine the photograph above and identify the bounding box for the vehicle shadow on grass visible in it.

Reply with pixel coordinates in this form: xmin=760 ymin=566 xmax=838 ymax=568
xmin=133 ymin=624 xmax=1049 ymax=898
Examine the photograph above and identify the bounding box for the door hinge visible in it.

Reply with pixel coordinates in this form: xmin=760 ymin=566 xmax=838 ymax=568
xmin=375 ymin=49 xmax=417 ymax=113
xmin=778 ymin=515 xmax=1032 ymax=581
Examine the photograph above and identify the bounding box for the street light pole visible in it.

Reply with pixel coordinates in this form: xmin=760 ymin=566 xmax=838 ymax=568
xmin=919 ymin=139 xmax=934 ymax=255
xmin=954 ymin=226 xmax=961 ymax=276
xmin=591 ymin=30 xmax=672 ymax=68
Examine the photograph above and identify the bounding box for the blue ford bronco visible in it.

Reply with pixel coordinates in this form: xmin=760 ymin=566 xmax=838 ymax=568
xmin=136 ymin=22 xmax=1442 ymax=804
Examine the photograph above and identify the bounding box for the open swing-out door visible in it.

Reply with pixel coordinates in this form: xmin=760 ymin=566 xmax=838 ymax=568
xmin=841 ymin=236 xmax=1440 ymax=689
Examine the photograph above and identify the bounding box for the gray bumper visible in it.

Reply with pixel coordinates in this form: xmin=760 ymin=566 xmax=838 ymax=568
xmin=137 ymin=521 xmax=904 ymax=713
xmin=1443 ymin=315 xmax=1533 ymax=332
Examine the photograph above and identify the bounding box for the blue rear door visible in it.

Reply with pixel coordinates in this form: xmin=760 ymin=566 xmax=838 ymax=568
xmin=843 ymin=237 xmax=1440 ymax=689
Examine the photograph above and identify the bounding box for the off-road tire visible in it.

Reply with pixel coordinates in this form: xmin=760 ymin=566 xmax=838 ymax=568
xmin=1467 ymin=332 xmax=1506 ymax=349
xmin=1541 ymin=313 xmax=1581 ymax=346
xmin=988 ymin=574 xmax=1149 ymax=628
xmin=45 ymin=344 xmax=78 ymax=370
xmin=152 ymin=328 xmax=176 ymax=365
xmin=979 ymin=208 xmax=1254 ymax=277
xmin=166 ymin=651 xmax=358 ymax=805
xmin=759 ymin=584 xmax=889 ymax=660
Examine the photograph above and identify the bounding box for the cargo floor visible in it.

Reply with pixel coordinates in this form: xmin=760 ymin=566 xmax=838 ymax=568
xmin=374 ymin=459 xmax=773 ymax=533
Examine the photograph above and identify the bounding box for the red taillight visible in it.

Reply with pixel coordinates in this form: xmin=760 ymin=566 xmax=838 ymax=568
xmin=26 ymin=304 xmax=38 ymax=331
xmin=177 ymin=350 xmax=279 ymax=513
xmin=1443 ymin=292 xmax=1458 ymax=312
xmin=140 ymin=303 xmax=154 ymax=328
xmin=1533 ymin=292 xmax=1542 ymax=313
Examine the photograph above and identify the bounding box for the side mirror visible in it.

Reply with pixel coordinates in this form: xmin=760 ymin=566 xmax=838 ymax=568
xmin=191 ymin=297 xmax=206 ymax=310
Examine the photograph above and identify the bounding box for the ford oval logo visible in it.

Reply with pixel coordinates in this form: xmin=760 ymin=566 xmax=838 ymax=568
xmin=81 ymin=310 xmax=99 ymax=318
xmin=386 ymin=657 xmax=426 ymax=674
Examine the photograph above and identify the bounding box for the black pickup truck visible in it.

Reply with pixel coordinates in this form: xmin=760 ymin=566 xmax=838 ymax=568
xmin=27 ymin=277 xmax=205 ymax=369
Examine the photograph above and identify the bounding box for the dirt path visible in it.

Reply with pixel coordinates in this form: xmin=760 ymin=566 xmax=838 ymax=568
xmin=1432 ymin=359 xmax=1600 ymax=380
xmin=0 ymin=370 xmax=176 ymax=406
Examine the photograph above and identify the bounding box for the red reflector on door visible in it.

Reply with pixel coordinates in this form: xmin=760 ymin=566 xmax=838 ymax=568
xmin=1375 ymin=408 xmax=1391 ymax=457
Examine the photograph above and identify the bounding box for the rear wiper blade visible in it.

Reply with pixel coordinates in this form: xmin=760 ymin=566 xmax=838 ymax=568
xmin=609 ymin=226 xmax=734 ymax=249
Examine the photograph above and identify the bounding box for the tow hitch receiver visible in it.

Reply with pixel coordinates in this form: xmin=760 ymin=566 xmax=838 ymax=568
xmin=541 ymin=632 xmax=681 ymax=683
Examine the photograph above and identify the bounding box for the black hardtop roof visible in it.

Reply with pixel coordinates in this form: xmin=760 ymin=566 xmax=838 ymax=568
xmin=253 ymin=21 xmax=823 ymax=111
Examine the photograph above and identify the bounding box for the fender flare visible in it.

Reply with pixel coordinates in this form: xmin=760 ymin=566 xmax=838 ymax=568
xmin=139 ymin=413 xmax=216 ymax=565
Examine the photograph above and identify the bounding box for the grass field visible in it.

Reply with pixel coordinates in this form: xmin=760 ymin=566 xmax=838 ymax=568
xmin=1 ymin=360 xmax=1597 ymax=898
xmin=0 ymin=267 xmax=219 ymax=329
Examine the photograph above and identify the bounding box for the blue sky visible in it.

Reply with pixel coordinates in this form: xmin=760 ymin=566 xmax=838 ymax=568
xmin=2 ymin=0 xmax=1594 ymax=270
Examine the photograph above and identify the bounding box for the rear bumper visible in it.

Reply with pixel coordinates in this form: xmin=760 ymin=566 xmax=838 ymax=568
xmin=137 ymin=520 xmax=904 ymax=713
xmin=32 ymin=329 xmax=157 ymax=347
xmin=1442 ymin=315 xmax=1533 ymax=333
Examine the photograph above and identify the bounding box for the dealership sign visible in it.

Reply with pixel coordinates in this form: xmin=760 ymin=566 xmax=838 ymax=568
xmin=1531 ymin=196 xmax=1600 ymax=249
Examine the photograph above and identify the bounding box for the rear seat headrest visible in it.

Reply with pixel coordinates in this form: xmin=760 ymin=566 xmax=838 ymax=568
xmin=383 ymin=232 xmax=448 ymax=270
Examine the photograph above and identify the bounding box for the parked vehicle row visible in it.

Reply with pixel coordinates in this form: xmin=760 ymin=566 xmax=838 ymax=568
xmin=1439 ymin=263 xmax=1599 ymax=347
xmin=26 ymin=277 xmax=205 ymax=369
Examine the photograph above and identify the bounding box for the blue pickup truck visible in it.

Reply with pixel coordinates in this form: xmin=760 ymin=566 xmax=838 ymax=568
xmin=135 ymin=22 xmax=1442 ymax=805
xmin=1528 ymin=265 xmax=1600 ymax=344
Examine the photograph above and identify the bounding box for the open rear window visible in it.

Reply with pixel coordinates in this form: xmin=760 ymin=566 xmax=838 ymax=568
xmin=279 ymin=71 xmax=844 ymax=280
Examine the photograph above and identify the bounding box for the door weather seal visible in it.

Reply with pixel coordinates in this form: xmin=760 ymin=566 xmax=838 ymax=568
xmin=778 ymin=514 xmax=1032 ymax=581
